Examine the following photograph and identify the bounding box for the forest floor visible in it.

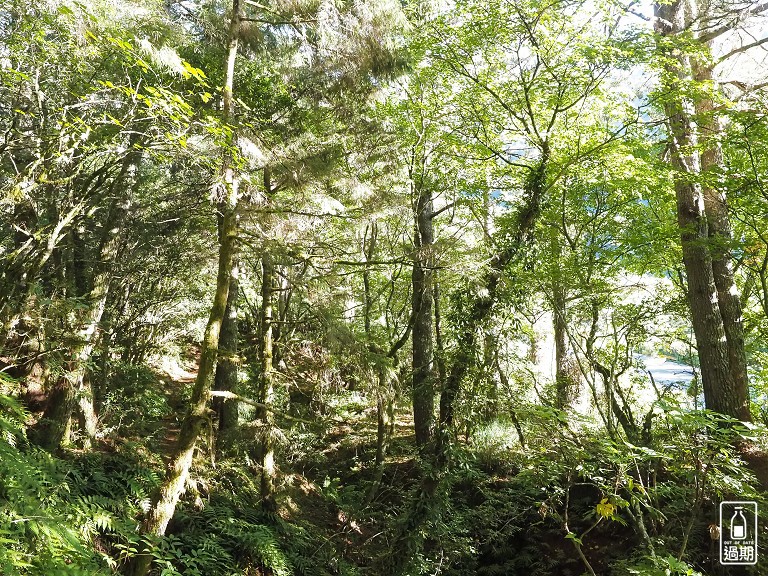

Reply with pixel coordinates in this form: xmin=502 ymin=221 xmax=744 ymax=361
xmin=11 ymin=346 xmax=758 ymax=575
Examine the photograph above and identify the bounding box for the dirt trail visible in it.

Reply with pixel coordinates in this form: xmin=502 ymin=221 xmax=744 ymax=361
xmin=155 ymin=348 xmax=199 ymax=459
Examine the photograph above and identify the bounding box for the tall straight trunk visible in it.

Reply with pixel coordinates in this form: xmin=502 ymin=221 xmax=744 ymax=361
xmin=553 ymin=291 xmax=569 ymax=410
xmin=655 ymin=0 xmax=750 ymax=421
xmin=392 ymin=154 xmax=549 ymax=575
xmin=693 ymin=63 xmax=750 ymax=421
xmin=411 ymin=187 xmax=435 ymax=448
xmin=122 ymin=2 xmax=241 ymax=575
xmin=214 ymin=261 xmax=240 ymax=453
xmin=258 ymin=254 xmax=276 ymax=509
xmin=551 ymin=235 xmax=571 ymax=411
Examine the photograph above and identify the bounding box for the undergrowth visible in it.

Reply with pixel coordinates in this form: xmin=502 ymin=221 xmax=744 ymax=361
xmin=2 ymin=371 xmax=768 ymax=576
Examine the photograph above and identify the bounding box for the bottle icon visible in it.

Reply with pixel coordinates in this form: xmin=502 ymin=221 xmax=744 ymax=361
xmin=730 ymin=506 xmax=747 ymax=540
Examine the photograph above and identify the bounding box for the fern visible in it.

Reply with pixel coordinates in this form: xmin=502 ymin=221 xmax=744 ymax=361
xmin=237 ymin=524 xmax=292 ymax=576
xmin=0 ymin=393 xmax=173 ymax=574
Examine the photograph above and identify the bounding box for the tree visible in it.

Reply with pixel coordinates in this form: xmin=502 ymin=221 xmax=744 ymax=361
xmin=420 ymin=0 xmax=638 ymax=452
xmin=123 ymin=1 xmax=243 ymax=573
xmin=389 ymin=0 xmax=645 ymax=568
xmin=652 ymin=0 xmax=768 ymax=421
xmin=0 ymin=1 xmax=209 ymax=451
xmin=5 ymin=0 xmax=768 ymax=574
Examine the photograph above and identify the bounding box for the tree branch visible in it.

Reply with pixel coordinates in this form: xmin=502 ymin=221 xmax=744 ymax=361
xmin=430 ymin=201 xmax=457 ymax=219
xmin=717 ymin=34 xmax=768 ymax=63
xmin=698 ymin=1 xmax=768 ymax=43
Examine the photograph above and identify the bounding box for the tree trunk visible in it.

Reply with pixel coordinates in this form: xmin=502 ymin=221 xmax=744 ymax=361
xmin=361 ymin=222 xmax=399 ymax=504
xmin=482 ymin=332 xmax=499 ymax=421
xmin=655 ymin=0 xmax=751 ymax=421
xmin=433 ymin=274 xmax=446 ymax=386
xmin=122 ymin=2 xmax=241 ymax=574
xmin=411 ymin=185 xmax=435 ymax=448
xmin=365 ymin=366 xmax=394 ymax=505
xmin=437 ymin=149 xmax=548 ymax=457
xmin=3 ymin=199 xmax=87 ymax=340
xmin=75 ymin=147 xmax=141 ymax=448
xmin=125 ymin=206 xmax=238 ymax=576
xmin=494 ymin=357 xmax=526 ymax=448
xmin=214 ymin=261 xmax=240 ymax=454
xmin=392 ymin=145 xmax=548 ymax=576
xmin=553 ymin=297 xmax=570 ymax=410
xmin=693 ymin=63 xmax=750 ymax=421
xmin=552 ymin=241 xmax=571 ymax=411
xmin=258 ymin=254 xmax=276 ymax=509
xmin=274 ymin=264 xmax=292 ymax=367
xmin=31 ymin=374 xmax=76 ymax=451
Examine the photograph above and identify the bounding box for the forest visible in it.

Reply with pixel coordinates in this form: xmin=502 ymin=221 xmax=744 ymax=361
xmin=1 ymin=0 xmax=768 ymax=574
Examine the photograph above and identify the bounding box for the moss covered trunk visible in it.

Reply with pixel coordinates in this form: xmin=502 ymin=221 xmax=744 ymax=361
xmin=258 ymin=254 xmax=276 ymax=509
xmin=122 ymin=1 xmax=242 ymax=574
xmin=214 ymin=261 xmax=240 ymax=454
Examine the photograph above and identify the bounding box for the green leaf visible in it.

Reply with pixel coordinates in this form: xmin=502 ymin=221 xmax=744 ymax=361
xmin=565 ymin=532 xmax=583 ymax=546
